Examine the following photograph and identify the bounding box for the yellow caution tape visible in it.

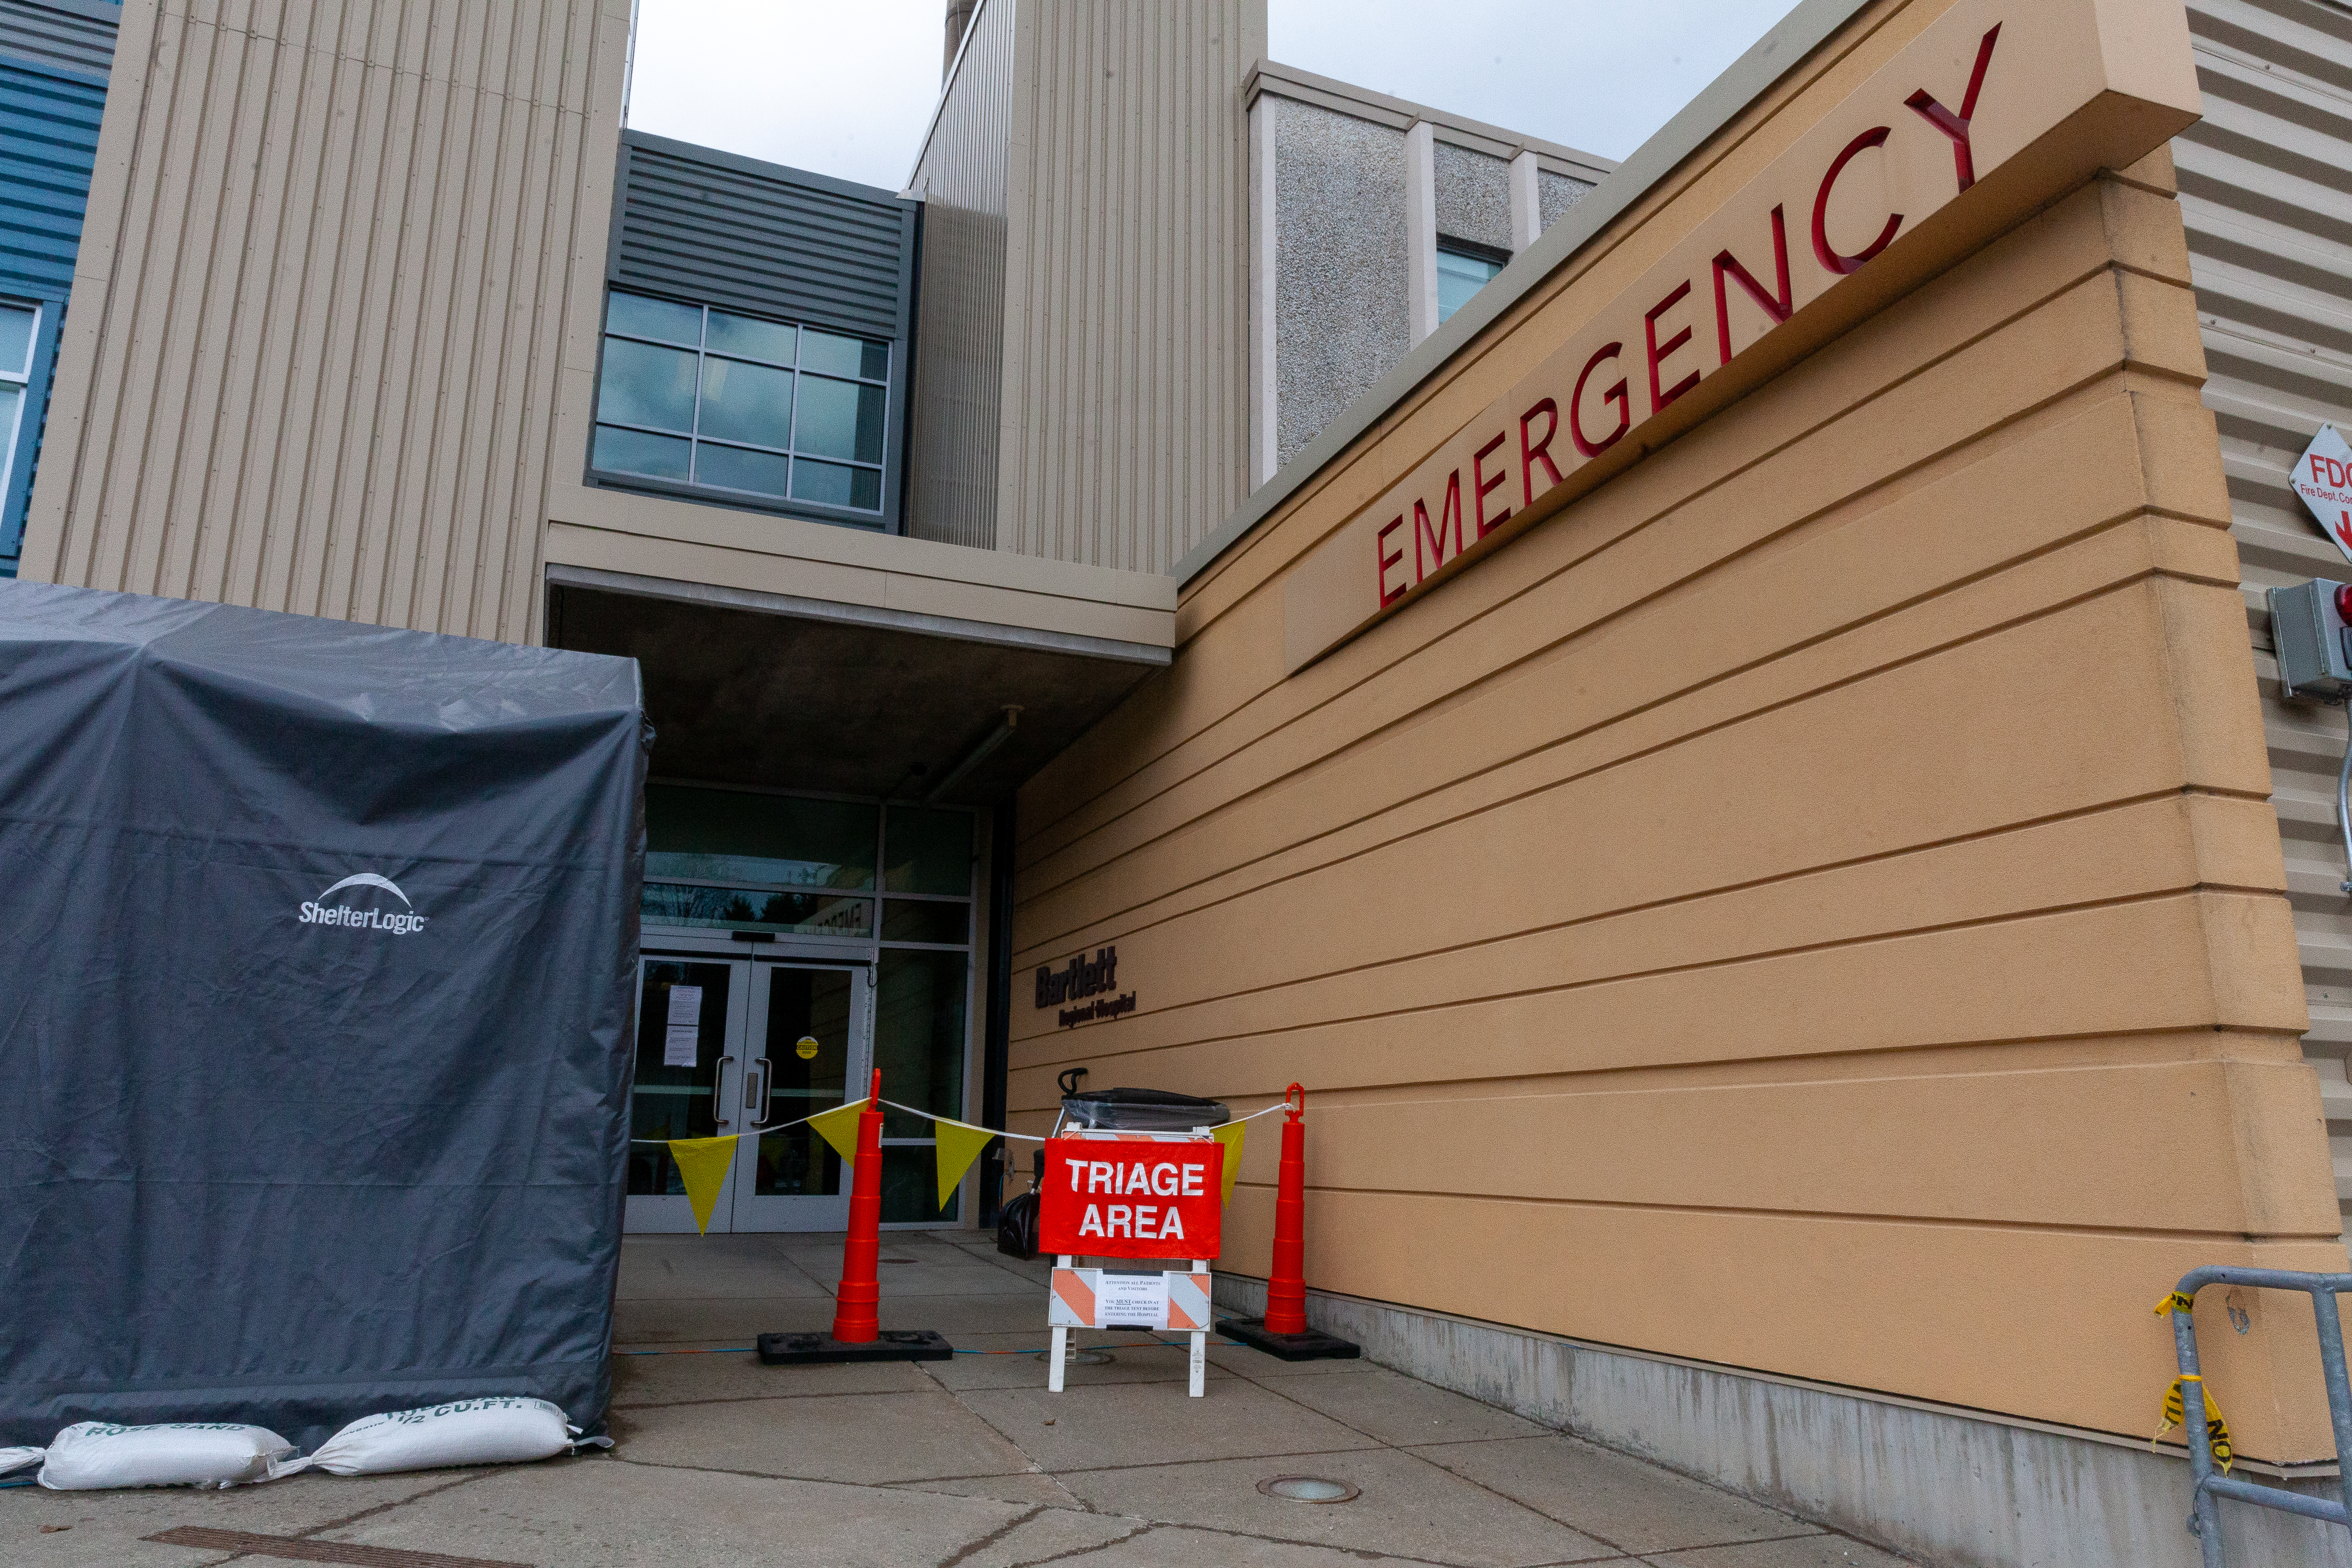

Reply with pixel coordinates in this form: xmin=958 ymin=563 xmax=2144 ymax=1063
xmin=2153 ymin=1290 xmax=2197 ymax=1317
xmin=2153 ymin=1375 xmax=2233 ymax=1473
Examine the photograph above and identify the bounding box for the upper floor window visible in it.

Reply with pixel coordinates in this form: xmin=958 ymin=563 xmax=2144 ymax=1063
xmin=0 ymin=299 xmax=39 ymax=563
xmin=592 ymin=290 xmax=891 ymax=516
xmin=1435 ymin=242 xmax=1507 ymax=325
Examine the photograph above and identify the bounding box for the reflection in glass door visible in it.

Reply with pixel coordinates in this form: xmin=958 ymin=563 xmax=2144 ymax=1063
xmin=732 ymin=965 xmax=865 ymax=1231
xmin=635 ymin=787 xmax=979 ymax=1225
xmin=624 ymin=954 xmax=870 ymax=1234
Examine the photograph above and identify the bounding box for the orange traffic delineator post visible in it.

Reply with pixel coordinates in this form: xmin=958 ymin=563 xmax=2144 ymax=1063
xmin=758 ymin=1068 xmax=951 ymax=1366
xmin=833 ymin=1066 xmax=885 ymax=1342
xmin=1217 ymin=1083 xmax=1360 ymax=1362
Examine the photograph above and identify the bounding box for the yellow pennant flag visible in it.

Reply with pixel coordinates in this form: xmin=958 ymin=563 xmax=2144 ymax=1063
xmin=667 ymin=1135 xmax=738 ymax=1235
xmin=1212 ymin=1119 xmax=1247 ymax=1205
xmin=934 ymin=1119 xmax=997 ymax=1210
xmin=808 ymin=1097 xmax=869 ymax=1164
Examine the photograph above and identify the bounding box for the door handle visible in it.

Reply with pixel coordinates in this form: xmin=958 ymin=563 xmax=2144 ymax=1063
xmin=712 ymin=1054 xmax=734 ymax=1130
xmin=746 ymin=1056 xmax=772 ymax=1121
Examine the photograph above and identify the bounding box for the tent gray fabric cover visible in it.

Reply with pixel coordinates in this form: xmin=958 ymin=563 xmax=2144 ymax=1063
xmin=0 ymin=583 xmax=646 ymax=1451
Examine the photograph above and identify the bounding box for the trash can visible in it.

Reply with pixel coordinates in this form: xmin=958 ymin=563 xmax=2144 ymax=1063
xmin=1057 ymin=1086 xmax=1231 ymax=1133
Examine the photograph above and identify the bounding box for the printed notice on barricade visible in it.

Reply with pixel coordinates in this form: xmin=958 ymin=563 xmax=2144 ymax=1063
xmin=1096 ymin=1273 xmax=1170 ymax=1328
xmin=1039 ymin=1136 xmax=1223 ymax=1259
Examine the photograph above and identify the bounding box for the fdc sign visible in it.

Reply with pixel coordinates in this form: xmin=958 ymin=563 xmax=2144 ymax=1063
xmin=1040 ymin=1138 xmax=1222 ymax=1256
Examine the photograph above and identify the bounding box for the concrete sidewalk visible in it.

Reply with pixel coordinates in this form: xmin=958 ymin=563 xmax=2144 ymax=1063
xmin=2 ymin=1231 xmax=1920 ymax=1568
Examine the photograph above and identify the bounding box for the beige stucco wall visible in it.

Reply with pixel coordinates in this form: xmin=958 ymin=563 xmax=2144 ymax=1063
xmin=1007 ymin=0 xmax=2346 ymax=1460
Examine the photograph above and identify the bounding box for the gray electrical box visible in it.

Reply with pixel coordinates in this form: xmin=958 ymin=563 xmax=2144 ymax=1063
xmin=2269 ymin=579 xmax=2352 ymax=701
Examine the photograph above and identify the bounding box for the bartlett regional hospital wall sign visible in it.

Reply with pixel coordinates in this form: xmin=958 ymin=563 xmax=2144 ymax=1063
xmin=1280 ymin=0 xmax=2201 ymax=672
xmin=1037 ymin=946 xmax=1136 ymax=1029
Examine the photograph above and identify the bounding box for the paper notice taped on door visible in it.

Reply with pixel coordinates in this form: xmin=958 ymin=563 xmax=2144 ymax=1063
xmin=663 ymin=985 xmax=704 ymax=1068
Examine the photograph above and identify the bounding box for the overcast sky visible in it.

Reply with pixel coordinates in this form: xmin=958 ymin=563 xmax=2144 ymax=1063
xmin=626 ymin=1 xmax=1799 ymax=193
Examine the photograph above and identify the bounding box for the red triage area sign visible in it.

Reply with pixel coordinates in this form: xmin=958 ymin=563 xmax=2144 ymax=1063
xmin=1039 ymin=1137 xmax=1223 ymax=1259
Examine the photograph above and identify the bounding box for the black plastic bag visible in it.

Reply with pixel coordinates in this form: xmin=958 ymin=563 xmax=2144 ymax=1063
xmin=997 ymin=1147 xmax=1044 ymax=1259
xmin=996 ymin=1190 xmax=1040 ymax=1259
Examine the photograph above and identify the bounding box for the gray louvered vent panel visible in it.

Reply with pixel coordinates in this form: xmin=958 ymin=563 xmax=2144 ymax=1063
xmin=613 ymin=134 xmax=915 ymax=342
xmin=0 ymin=0 xmax=117 ymax=78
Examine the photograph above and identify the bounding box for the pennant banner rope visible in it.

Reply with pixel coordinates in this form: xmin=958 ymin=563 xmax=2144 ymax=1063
xmin=877 ymin=1097 xmax=1292 ymax=1142
xmin=877 ymin=1097 xmax=1287 ymax=1215
xmin=629 ymin=1097 xmax=1297 ymax=1230
xmin=627 ymin=1095 xmax=874 ymax=1146
xmin=934 ymin=1119 xmax=998 ymax=1209
xmin=806 ymin=1099 xmax=867 ymax=1163
xmin=629 ymin=1097 xmax=879 ymax=1235
xmin=630 ymin=1095 xmax=1290 ymax=1148
xmin=1211 ymin=1119 xmax=1247 ymax=1204
xmin=665 ymin=1136 xmax=739 ymax=1235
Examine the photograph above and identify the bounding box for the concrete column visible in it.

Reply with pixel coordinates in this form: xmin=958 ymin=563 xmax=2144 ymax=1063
xmin=622 ymin=0 xmax=642 ymax=123
xmin=1509 ymin=149 xmax=1541 ymax=253
xmin=1405 ymin=120 xmax=1438 ymax=345
xmin=944 ymin=0 xmax=979 ymax=80
xmin=1250 ymin=95 xmax=1279 ymax=488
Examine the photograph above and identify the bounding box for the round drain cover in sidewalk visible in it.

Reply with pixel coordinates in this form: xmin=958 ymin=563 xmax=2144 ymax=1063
xmin=1258 ymin=1476 xmax=1359 ymax=1504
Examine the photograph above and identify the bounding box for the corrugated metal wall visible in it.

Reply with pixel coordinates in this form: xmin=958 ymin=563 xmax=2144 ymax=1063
xmin=905 ymin=0 xmax=1012 ymax=552
xmin=0 ymin=0 xmax=116 ymax=77
xmin=611 ymin=131 xmax=917 ymax=343
xmin=993 ymin=0 xmax=1260 ymax=573
xmin=905 ymin=0 xmax=1259 ymax=569
xmin=2181 ymin=0 xmax=2352 ymax=1228
xmin=17 ymin=0 xmax=629 ymax=645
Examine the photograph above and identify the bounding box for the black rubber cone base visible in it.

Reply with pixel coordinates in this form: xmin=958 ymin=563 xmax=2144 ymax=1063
xmin=1218 ymin=1317 xmax=1361 ymax=1362
xmin=757 ymin=1328 xmax=953 ymax=1365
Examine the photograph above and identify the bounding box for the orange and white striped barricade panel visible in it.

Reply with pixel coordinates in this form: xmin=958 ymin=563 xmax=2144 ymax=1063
xmin=1043 ymin=1130 xmax=1218 ymax=1397
xmin=1048 ymin=1268 xmax=1098 ymax=1330
xmin=1168 ymin=1269 xmax=1212 ymax=1396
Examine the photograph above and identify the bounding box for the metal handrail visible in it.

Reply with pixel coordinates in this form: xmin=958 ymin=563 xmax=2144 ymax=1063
xmin=2161 ymin=1266 xmax=2352 ymax=1565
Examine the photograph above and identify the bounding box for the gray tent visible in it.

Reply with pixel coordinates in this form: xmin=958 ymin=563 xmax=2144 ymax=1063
xmin=0 ymin=583 xmax=646 ymax=1450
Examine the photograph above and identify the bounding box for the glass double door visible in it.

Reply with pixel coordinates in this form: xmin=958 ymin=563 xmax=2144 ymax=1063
xmin=626 ymin=949 xmax=869 ymax=1233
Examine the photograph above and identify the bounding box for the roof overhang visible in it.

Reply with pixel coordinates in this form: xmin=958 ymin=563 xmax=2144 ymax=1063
xmin=545 ymin=564 xmax=1167 ymax=805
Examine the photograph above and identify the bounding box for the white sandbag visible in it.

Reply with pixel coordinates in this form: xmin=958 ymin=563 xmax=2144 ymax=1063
xmin=36 ymin=1421 xmax=297 ymax=1490
xmin=301 ymin=1397 xmax=595 ymax=1477
xmin=0 ymin=1446 xmax=43 ymax=1476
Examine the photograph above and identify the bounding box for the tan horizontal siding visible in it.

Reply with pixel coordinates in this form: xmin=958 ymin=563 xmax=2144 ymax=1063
xmin=18 ymin=0 xmax=629 ymax=644
xmin=1009 ymin=0 xmax=2341 ymax=1457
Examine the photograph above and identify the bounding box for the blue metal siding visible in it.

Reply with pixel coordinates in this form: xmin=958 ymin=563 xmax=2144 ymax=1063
xmin=0 ymin=44 xmax=106 ymax=572
xmin=0 ymin=0 xmax=115 ymax=81
xmin=0 ymin=57 xmax=103 ymax=293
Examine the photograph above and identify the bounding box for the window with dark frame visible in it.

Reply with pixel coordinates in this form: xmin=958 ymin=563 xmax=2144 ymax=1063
xmin=591 ymin=289 xmax=892 ymax=517
xmin=0 ymin=299 xmax=39 ymax=564
xmin=1435 ymin=240 xmax=1509 ymax=325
